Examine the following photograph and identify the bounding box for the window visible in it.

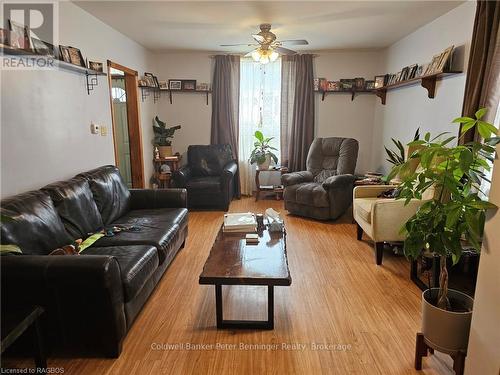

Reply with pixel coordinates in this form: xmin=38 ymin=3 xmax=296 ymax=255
xmin=238 ymin=58 xmax=281 ymax=195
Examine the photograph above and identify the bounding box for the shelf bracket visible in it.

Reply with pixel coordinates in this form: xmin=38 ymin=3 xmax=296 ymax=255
xmin=351 ymin=91 xmax=355 ymax=101
xmin=421 ymin=76 xmax=436 ymax=98
xmin=85 ymin=72 xmax=99 ymax=95
xmin=321 ymin=91 xmax=326 ymax=101
xmin=140 ymin=87 xmax=150 ymax=102
xmin=206 ymin=91 xmax=209 ymax=105
xmin=375 ymin=89 xmax=386 ymax=105
xmin=169 ymin=90 xmax=173 ymax=104
xmin=153 ymin=89 xmax=160 ymax=103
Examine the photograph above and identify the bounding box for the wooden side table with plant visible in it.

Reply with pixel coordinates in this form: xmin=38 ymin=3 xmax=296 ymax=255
xmin=152 ymin=116 xmax=181 ymax=158
xmin=387 ymin=108 xmax=498 ymax=374
xmin=249 ymin=130 xmax=281 ymax=201
xmin=152 ymin=116 xmax=181 ymax=188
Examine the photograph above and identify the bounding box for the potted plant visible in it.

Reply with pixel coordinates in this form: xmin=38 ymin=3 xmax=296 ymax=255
xmin=388 ymin=109 xmax=498 ymax=353
xmin=249 ymin=130 xmax=278 ymax=170
xmin=384 ymin=128 xmax=421 ymax=182
xmin=153 ymin=116 xmax=181 ymax=158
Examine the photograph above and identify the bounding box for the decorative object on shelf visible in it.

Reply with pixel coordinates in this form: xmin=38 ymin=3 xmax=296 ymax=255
xmin=8 ymin=20 xmax=29 ymax=50
xmin=426 ymin=53 xmax=442 ymax=75
xmin=365 ymin=80 xmax=375 ymax=90
xmin=387 ymin=109 xmax=498 ymax=360
xmin=138 ymin=79 xmax=148 ymax=87
xmin=168 ymin=79 xmax=182 ymax=90
xmin=416 ymin=65 xmax=425 ymax=77
xmin=313 ymin=78 xmax=319 ymax=91
xmin=327 ymin=81 xmax=340 ymax=91
xmin=374 ymin=75 xmax=385 ymax=88
xmin=182 ymin=79 xmax=196 ymax=90
xmin=67 ymin=46 xmax=85 ymax=67
xmin=249 ymin=130 xmax=278 ymax=170
xmin=30 ymin=38 xmax=55 ymax=57
xmin=435 ymin=45 xmax=454 ymax=73
xmin=0 ymin=28 xmax=9 ymax=45
xmin=407 ymin=64 xmax=418 ymax=79
xmin=88 ymin=61 xmax=103 ymax=72
xmin=154 ymin=146 xmax=160 ymax=159
xmin=196 ymin=82 xmax=209 ymax=91
xmin=152 ymin=116 xmax=181 ymax=158
xmin=340 ymin=79 xmax=354 ymax=90
xmin=221 ymin=23 xmax=307 ymax=64
xmin=158 ymin=80 xmax=168 ymax=89
xmin=144 ymin=72 xmax=158 ymax=88
xmin=354 ymin=77 xmax=365 ymax=90
xmin=318 ymin=78 xmax=328 ymax=91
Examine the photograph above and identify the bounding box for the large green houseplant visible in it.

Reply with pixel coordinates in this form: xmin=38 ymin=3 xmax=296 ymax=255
xmin=153 ymin=116 xmax=181 ymax=158
xmin=388 ymin=108 xmax=498 ymax=351
xmin=249 ymin=130 xmax=278 ymax=170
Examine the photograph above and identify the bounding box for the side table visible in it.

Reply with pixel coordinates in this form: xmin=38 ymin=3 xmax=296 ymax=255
xmin=255 ymin=166 xmax=288 ymax=201
xmin=153 ymin=155 xmax=181 ymax=188
xmin=1 ymin=306 xmax=47 ymax=370
xmin=415 ymin=332 xmax=466 ymax=375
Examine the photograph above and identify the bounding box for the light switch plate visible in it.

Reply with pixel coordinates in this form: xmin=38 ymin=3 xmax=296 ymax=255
xmin=100 ymin=125 xmax=108 ymax=136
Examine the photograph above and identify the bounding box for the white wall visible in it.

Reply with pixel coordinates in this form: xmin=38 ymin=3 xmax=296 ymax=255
xmin=314 ymin=50 xmax=384 ymax=173
xmin=371 ymin=1 xmax=475 ymax=174
xmin=1 ymin=2 xmax=157 ymax=198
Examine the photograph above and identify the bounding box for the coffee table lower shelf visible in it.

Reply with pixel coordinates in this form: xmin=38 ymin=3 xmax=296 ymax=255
xmin=215 ymin=284 xmax=274 ymax=330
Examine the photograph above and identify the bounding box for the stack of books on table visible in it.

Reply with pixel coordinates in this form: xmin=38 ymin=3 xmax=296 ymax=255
xmin=223 ymin=212 xmax=257 ymax=233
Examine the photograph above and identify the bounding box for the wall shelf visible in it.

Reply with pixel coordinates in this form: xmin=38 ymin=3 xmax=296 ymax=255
xmin=138 ymin=86 xmax=211 ymax=105
xmin=1 ymin=44 xmax=107 ymax=95
xmin=374 ymin=70 xmax=462 ymax=105
xmin=314 ymin=89 xmax=375 ymax=102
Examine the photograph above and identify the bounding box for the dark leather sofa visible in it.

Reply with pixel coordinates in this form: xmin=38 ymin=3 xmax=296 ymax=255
xmin=172 ymin=144 xmax=238 ymax=210
xmin=0 ymin=165 xmax=188 ymax=357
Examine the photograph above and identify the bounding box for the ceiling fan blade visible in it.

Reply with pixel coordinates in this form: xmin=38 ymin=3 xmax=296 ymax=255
xmin=274 ymin=46 xmax=297 ymax=55
xmin=220 ymin=43 xmax=257 ymax=47
xmin=252 ymin=34 xmax=265 ymax=43
xmin=280 ymin=39 xmax=309 ymax=46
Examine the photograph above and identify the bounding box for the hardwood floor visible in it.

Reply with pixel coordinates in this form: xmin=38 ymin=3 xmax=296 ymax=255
xmin=5 ymin=197 xmax=455 ymax=374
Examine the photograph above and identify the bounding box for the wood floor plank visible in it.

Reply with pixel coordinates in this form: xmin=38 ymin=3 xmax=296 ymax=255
xmin=3 ymin=197 xmax=455 ymax=374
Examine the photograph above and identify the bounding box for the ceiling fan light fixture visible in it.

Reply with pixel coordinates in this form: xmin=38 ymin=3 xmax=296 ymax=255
xmin=259 ymin=54 xmax=270 ymax=64
xmin=251 ymin=49 xmax=261 ymax=62
xmin=270 ymin=50 xmax=279 ymax=62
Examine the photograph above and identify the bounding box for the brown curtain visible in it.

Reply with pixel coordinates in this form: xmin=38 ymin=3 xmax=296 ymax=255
xmin=281 ymin=54 xmax=315 ymax=172
xmin=461 ymin=0 xmax=500 ymax=142
xmin=211 ymin=55 xmax=241 ymax=197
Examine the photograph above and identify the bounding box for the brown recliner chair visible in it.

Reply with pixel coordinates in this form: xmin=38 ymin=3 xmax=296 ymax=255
xmin=281 ymin=137 xmax=359 ymax=220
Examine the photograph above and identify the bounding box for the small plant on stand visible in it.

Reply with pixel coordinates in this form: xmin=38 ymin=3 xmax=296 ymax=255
xmin=153 ymin=116 xmax=181 ymax=158
xmin=249 ymin=130 xmax=278 ymax=170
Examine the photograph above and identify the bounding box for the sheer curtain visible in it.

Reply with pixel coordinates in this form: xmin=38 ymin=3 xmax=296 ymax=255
xmin=238 ymin=58 xmax=281 ymax=195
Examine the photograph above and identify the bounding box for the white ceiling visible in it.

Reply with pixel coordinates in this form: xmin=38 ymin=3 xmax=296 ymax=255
xmin=74 ymin=1 xmax=464 ymax=53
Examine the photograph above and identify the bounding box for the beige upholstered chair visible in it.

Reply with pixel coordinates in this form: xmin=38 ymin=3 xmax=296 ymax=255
xmin=353 ymin=185 xmax=435 ymax=265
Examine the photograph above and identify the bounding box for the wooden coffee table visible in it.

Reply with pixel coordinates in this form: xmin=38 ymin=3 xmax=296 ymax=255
xmin=199 ymin=223 xmax=291 ymax=330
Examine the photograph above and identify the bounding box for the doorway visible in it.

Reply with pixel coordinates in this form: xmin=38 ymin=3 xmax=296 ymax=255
xmin=107 ymin=60 xmax=144 ymax=188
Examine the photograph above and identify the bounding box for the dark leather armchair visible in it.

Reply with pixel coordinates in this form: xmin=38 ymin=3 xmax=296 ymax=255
xmin=282 ymin=137 xmax=359 ymax=220
xmin=172 ymin=144 xmax=238 ymax=211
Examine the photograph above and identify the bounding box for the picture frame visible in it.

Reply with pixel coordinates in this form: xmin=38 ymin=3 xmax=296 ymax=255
xmin=365 ymin=80 xmax=375 ymax=90
xmin=61 ymin=46 xmax=85 ymax=67
xmin=327 ymin=81 xmax=340 ymax=91
xmin=182 ymin=80 xmax=196 ymax=90
xmin=169 ymin=79 xmax=182 ymax=90
xmin=88 ymin=61 xmax=103 ymax=72
xmin=158 ymin=81 xmax=168 ymax=89
xmin=0 ymin=28 xmax=9 ymax=46
xmin=144 ymin=72 xmax=157 ymax=88
xmin=313 ymin=78 xmax=320 ymax=91
xmin=374 ymin=75 xmax=385 ymax=89
xmin=407 ymin=64 xmax=418 ymax=79
xmin=340 ymin=79 xmax=354 ymax=90
xmin=8 ymin=20 xmax=30 ymax=50
xmin=426 ymin=54 xmax=442 ymax=75
xmin=416 ymin=65 xmax=425 ymax=77
xmin=59 ymin=45 xmax=71 ymax=63
xmin=354 ymin=77 xmax=365 ymax=90
xmin=138 ymin=79 xmax=148 ymax=87
xmin=319 ymin=78 xmax=328 ymax=92
xmin=30 ymin=38 xmax=57 ymax=58
xmin=395 ymin=71 xmax=402 ymax=83
xmin=196 ymin=82 xmax=209 ymax=91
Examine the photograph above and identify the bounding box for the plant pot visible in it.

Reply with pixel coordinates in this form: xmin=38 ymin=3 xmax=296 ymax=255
xmin=257 ymin=155 xmax=272 ymax=170
xmin=421 ymin=288 xmax=474 ymax=353
xmin=158 ymin=146 xmax=172 ymax=158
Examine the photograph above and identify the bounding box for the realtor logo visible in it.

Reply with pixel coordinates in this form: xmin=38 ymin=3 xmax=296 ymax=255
xmin=1 ymin=1 xmax=58 ymax=70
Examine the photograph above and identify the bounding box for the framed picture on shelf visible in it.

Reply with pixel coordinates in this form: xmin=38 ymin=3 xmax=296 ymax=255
xmin=354 ymin=77 xmax=365 ymax=90
xmin=365 ymin=80 xmax=375 ymax=90
xmin=182 ymin=80 xmax=196 ymax=90
xmin=138 ymin=79 xmax=148 ymax=87
xmin=196 ymin=82 xmax=209 ymax=91
xmin=158 ymin=81 xmax=168 ymax=89
xmin=416 ymin=64 xmax=426 ymax=77
xmin=30 ymin=38 xmax=57 ymax=57
xmin=374 ymin=75 xmax=385 ymax=88
xmin=395 ymin=71 xmax=402 ymax=83
xmin=8 ymin=20 xmax=30 ymax=50
xmin=64 ymin=46 xmax=85 ymax=67
xmin=145 ymin=72 xmax=158 ymax=87
xmin=327 ymin=81 xmax=340 ymax=91
xmin=340 ymin=79 xmax=354 ymax=90
xmin=88 ymin=61 xmax=103 ymax=72
xmin=169 ymin=79 xmax=182 ymax=90
xmin=313 ymin=78 xmax=320 ymax=91
xmin=1 ymin=28 xmax=10 ymax=45
xmin=426 ymin=54 xmax=442 ymax=75
xmin=407 ymin=64 xmax=418 ymax=79
xmin=59 ymin=45 xmax=71 ymax=63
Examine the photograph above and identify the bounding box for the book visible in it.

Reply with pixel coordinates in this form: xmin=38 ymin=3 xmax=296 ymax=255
xmin=245 ymin=233 xmax=259 ymax=244
xmin=223 ymin=212 xmax=257 ymax=233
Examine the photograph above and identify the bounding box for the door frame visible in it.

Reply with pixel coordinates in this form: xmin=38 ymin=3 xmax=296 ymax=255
xmin=107 ymin=60 xmax=145 ymax=188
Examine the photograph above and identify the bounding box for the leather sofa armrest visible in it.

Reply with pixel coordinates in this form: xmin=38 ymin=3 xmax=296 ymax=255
xmin=1 ymin=255 xmax=126 ymax=357
xmin=322 ymin=174 xmax=356 ymax=190
xmin=281 ymin=171 xmax=314 ymax=187
xmin=129 ymin=188 xmax=187 ymax=209
xmin=171 ymin=165 xmax=192 ymax=188
xmin=221 ymin=160 xmax=238 ymax=181
xmin=353 ymin=185 xmax=398 ymax=199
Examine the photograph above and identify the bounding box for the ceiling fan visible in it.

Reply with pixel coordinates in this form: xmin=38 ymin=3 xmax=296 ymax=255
xmin=220 ymin=24 xmax=309 ymax=64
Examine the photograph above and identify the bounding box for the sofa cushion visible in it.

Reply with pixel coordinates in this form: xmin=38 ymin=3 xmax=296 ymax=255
xmin=284 ymin=182 xmax=330 ymax=208
xmin=42 ymin=178 xmax=103 ymax=239
xmin=186 ymin=176 xmax=221 ymax=192
xmin=0 ymin=190 xmax=73 ymax=255
xmin=354 ymin=198 xmax=378 ymax=224
xmin=76 ymin=165 xmax=130 ymax=225
xmin=93 ymin=208 xmax=188 ymax=264
xmin=188 ymin=144 xmax=234 ymax=177
xmin=84 ymin=245 xmax=159 ymax=302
